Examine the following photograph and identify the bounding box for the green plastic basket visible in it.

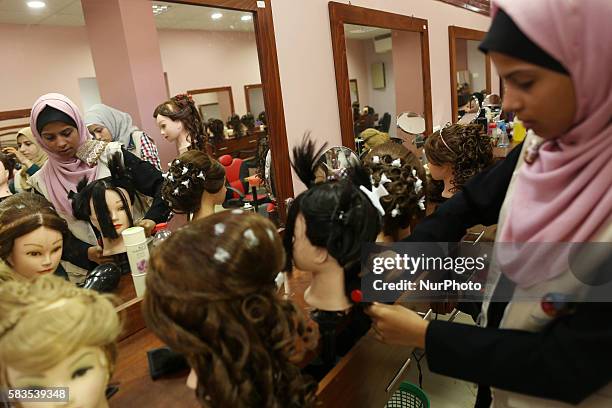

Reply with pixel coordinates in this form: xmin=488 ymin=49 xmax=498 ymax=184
xmin=384 ymin=381 xmax=430 ymax=408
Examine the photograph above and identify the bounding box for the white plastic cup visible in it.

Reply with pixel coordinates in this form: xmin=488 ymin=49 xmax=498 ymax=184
xmin=121 ymin=227 xmax=150 ymax=297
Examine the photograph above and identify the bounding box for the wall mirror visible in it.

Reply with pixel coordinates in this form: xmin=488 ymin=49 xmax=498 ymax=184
xmin=329 ymin=2 xmax=433 ymax=151
xmin=0 ymin=109 xmax=31 ymax=149
xmin=448 ymin=26 xmax=491 ymax=122
xmin=244 ymin=83 xmax=265 ymax=116
xmin=187 ymin=86 xmax=235 ymax=123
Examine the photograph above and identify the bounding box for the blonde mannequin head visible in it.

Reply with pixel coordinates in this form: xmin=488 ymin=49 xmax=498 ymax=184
xmin=0 ymin=275 xmax=121 ymax=408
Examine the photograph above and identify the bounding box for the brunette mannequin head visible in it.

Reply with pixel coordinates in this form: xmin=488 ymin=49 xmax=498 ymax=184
xmin=144 ymin=212 xmax=317 ymax=407
xmin=154 ymin=94 xmax=207 ymax=152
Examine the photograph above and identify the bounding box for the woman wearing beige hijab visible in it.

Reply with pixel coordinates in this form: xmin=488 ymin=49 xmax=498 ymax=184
xmin=2 ymin=127 xmax=47 ymax=192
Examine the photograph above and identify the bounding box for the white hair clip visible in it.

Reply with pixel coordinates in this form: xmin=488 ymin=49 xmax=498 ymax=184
xmin=359 ymin=183 xmax=390 ymax=216
xmin=243 ymin=228 xmax=259 ymax=248
xmin=16 ymin=204 xmax=25 ymax=209
xmin=391 ymin=206 xmax=401 ymax=218
xmin=181 ymin=166 xmax=188 ymax=175
xmin=167 ymin=174 xmax=174 ymax=182
xmin=412 ymin=169 xmax=417 ymax=178
xmin=414 ymin=177 xmax=423 ymax=194
xmin=173 ymin=188 xmax=179 ymax=195
xmin=197 ymin=171 xmax=206 ymax=180
xmin=162 ymin=172 xmax=168 ymax=179
xmin=372 ymin=155 xmax=380 ymax=164
xmin=231 ymin=209 xmax=243 ymax=214
xmin=379 ymin=173 xmax=392 ymax=185
xmin=174 ymin=159 xmax=180 ymax=165
xmin=418 ymin=196 xmax=426 ymax=211
xmin=391 ymin=158 xmax=401 ymax=168
xmin=181 ymin=179 xmax=190 ymax=188
xmin=214 ymin=247 xmax=231 ymax=263
xmin=214 ymin=223 xmax=225 ymax=236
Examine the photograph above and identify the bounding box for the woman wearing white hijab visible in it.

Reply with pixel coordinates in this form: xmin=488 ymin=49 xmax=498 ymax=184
xmin=85 ymin=104 xmax=162 ymax=170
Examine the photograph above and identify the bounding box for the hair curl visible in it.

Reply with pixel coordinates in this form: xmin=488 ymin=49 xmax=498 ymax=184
xmin=143 ymin=212 xmax=317 ymax=408
xmin=424 ymin=124 xmax=493 ymax=193
xmin=0 ymin=152 xmax=15 ymax=181
xmin=154 ymin=94 xmax=207 ymax=151
xmin=207 ymin=118 xmax=225 ymax=145
xmin=241 ymin=113 xmax=256 ymax=133
xmin=0 ymin=274 xmax=121 ymax=386
xmin=363 ymin=142 xmax=426 ymax=240
xmin=0 ymin=193 xmax=68 ymax=265
xmin=227 ymin=114 xmax=245 ymax=138
xmin=161 ymin=150 xmax=226 ymax=215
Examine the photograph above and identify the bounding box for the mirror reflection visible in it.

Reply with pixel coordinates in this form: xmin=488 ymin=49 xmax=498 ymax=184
xmin=314 ymin=146 xmax=360 ymax=183
xmin=454 ymin=39 xmax=487 ymax=121
xmin=344 ymin=24 xmax=426 ymax=157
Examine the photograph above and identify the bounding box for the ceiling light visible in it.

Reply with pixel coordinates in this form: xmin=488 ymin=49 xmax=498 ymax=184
xmin=211 ymin=12 xmax=223 ymax=20
xmin=27 ymin=1 xmax=46 ymax=8
xmin=241 ymin=15 xmax=252 ymax=21
xmin=464 ymin=4 xmax=481 ymax=12
xmin=152 ymin=4 xmax=170 ymax=15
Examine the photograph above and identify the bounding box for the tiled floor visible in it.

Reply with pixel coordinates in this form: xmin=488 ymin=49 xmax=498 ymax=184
xmin=395 ymin=312 xmax=478 ymax=408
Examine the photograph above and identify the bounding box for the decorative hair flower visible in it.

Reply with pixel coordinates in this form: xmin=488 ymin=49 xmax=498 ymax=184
xmin=379 ymin=173 xmax=392 ymax=185
xmin=214 ymin=223 xmax=226 ymax=236
xmin=214 ymin=247 xmax=230 ymax=263
xmin=266 ymin=228 xmax=275 ymax=241
xmin=162 ymin=172 xmax=168 ymax=179
xmin=173 ymin=188 xmax=179 ymax=195
xmin=181 ymin=179 xmax=190 ymax=188
xmin=391 ymin=158 xmax=401 ymax=168
xmin=418 ymin=196 xmax=426 ymax=211
xmin=359 ymin=183 xmax=390 ymax=216
xmin=243 ymin=229 xmax=259 ymax=248
xmin=391 ymin=206 xmax=401 ymax=218
xmin=181 ymin=166 xmax=189 ymax=175
xmin=414 ymin=177 xmax=423 ymax=194
xmin=372 ymin=155 xmax=381 ymax=164
xmin=197 ymin=171 xmax=206 ymax=180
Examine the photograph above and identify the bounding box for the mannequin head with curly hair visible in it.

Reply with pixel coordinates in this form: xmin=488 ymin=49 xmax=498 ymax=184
xmin=363 ymin=142 xmax=427 ymax=241
xmin=207 ymin=118 xmax=225 ymax=145
xmin=0 ymin=275 xmax=121 ymax=408
xmin=424 ymin=124 xmax=493 ymax=198
xmin=161 ymin=150 xmax=226 ymax=221
xmin=154 ymin=94 xmax=207 ymax=152
xmin=143 ymin=211 xmax=317 ymax=408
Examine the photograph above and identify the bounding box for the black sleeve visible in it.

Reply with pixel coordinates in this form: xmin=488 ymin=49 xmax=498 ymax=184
xmin=425 ymin=301 xmax=612 ymax=404
xmin=404 ymin=142 xmax=523 ymax=243
xmin=122 ymin=149 xmax=171 ymax=223
xmin=62 ymin=232 xmax=95 ymax=270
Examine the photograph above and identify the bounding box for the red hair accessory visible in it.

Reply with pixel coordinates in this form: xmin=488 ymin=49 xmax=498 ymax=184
xmin=350 ymin=289 xmax=363 ymax=303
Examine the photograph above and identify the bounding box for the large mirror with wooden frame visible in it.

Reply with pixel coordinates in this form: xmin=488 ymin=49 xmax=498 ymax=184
xmin=448 ymin=26 xmax=491 ymax=122
xmin=329 ymin=2 xmax=433 ymax=155
xmin=187 ymin=86 xmax=235 ymax=124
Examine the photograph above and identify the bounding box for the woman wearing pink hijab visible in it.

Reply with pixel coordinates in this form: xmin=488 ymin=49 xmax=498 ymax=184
xmin=28 ymin=93 xmax=170 ymax=279
xmin=367 ymin=0 xmax=611 ymax=407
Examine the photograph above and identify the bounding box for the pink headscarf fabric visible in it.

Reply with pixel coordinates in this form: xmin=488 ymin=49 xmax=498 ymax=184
xmin=30 ymin=93 xmax=99 ymax=217
xmin=494 ymin=0 xmax=612 ymax=287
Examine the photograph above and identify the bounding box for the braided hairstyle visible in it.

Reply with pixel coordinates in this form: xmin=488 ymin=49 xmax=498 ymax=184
xmin=71 ymin=152 xmax=136 ymax=240
xmin=144 ymin=212 xmax=317 ymax=408
xmin=424 ymin=124 xmax=493 ymax=193
xmin=161 ymin=150 xmax=226 ymax=215
xmin=154 ymin=94 xmax=207 ymax=151
xmin=363 ymin=142 xmax=427 ymax=240
xmin=0 ymin=274 xmax=121 ymax=386
xmin=284 ymin=135 xmax=380 ymax=302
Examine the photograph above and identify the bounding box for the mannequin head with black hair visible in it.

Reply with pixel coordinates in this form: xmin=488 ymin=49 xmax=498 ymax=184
xmin=71 ymin=152 xmax=136 ymax=256
xmin=284 ymin=136 xmax=381 ymax=312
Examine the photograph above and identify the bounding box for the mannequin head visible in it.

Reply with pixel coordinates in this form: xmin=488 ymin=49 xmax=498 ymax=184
xmin=71 ymin=153 xmax=136 ymax=255
xmin=226 ymin=114 xmax=244 ymax=138
xmin=424 ymin=124 xmax=493 ymax=196
xmin=144 ymin=212 xmax=317 ymax=407
xmin=0 ymin=275 xmax=121 ymax=408
xmin=207 ymin=118 xmax=225 ymax=144
xmin=285 ymin=137 xmax=381 ymax=311
xmin=154 ymin=94 xmax=207 ymax=151
xmin=240 ymin=113 xmax=256 ymax=133
xmin=161 ymin=150 xmax=226 ymax=220
xmin=0 ymin=153 xmax=15 ymax=191
xmin=363 ymin=142 xmax=427 ymax=241
xmin=0 ymin=193 xmax=68 ymax=281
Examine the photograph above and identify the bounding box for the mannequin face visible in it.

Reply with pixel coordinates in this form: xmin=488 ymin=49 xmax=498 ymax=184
xmin=7 ymin=226 xmax=63 ymax=280
xmin=6 ymin=346 xmax=109 ymax=408
xmin=491 ymin=52 xmax=576 ymax=139
xmin=87 ymin=124 xmax=113 ymax=142
xmin=210 ymin=178 xmax=227 ymax=205
xmin=292 ymin=213 xmax=328 ymax=272
xmin=40 ymin=121 xmax=80 ymax=160
xmin=17 ymin=135 xmax=39 ymax=160
xmin=89 ymin=188 xmax=131 ymax=238
xmin=0 ymin=160 xmax=8 ymax=186
xmin=156 ymin=114 xmax=184 ymax=143
xmin=427 ymin=161 xmax=452 ymax=181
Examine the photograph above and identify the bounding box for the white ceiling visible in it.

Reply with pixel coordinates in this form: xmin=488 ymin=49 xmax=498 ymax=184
xmin=0 ymin=0 xmax=255 ymax=31
xmin=345 ymin=24 xmax=391 ymax=40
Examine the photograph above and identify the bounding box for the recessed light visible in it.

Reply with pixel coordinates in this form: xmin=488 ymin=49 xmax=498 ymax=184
xmin=27 ymin=1 xmax=46 ymax=8
xmin=241 ymin=15 xmax=252 ymax=21
xmin=211 ymin=12 xmax=223 ymax=20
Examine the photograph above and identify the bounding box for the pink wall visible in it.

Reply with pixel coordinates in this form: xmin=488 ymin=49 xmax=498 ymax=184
xmin=0 ymin=24 xmax=95 ymax=111
xmin=393 ymin=30 xmax=424 ymax=121
xmin=345 ymin=39 xmax=370 ymax=107
xmin=269 ymin=0 xmax=497 ymax=192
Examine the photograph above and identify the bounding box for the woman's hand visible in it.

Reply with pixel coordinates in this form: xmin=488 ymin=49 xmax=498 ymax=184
xmin=2 ymin=147 xmax=31 ymax=168
xmin=365 ymin=303 xmax=429 ymax=348
xmin=136 ymin=219 xmax=156 ymax=237
xmin=87 ymin=245 xmax=114 ymax=265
